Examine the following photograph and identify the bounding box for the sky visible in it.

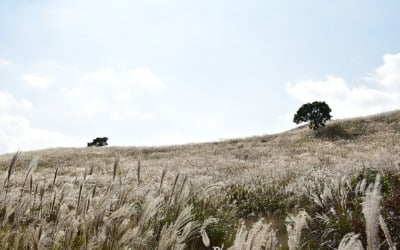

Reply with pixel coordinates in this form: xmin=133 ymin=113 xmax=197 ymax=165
xmin=0 ymin=0 xmax=400 ymax=153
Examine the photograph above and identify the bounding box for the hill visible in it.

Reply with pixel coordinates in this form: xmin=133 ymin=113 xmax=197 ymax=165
xmin=0 ymin=110 xmax=399 ymax=249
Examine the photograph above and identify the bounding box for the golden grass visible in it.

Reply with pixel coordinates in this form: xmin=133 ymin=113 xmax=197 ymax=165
xmin=0 ymin=110 xmax=399 ymax=249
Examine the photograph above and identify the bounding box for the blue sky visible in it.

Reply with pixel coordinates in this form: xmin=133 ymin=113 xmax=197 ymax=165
xmin=0 ymin=0 xmax=399 ymax=153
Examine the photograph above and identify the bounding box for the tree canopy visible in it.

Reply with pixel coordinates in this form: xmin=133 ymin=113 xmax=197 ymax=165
xmin=293 ymin=101 xmax=332 ymax=130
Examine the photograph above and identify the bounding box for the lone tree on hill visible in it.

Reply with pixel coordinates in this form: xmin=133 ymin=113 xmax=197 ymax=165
xmin=293 ymin=101 xmax=332 ymax=130
xmin=87 ymin=137 xmax=108 ymax=147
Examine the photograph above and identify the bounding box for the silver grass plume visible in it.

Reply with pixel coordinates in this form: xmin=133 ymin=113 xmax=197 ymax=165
xmin=120 ymin=226 xmax=153 ymax=248
xmin=28 ymin=225 xmax=43 ymax=250
xmin=379 ymin=215 xmax=396 ymax=250
xmin=338 ymin=233 xmax=364 ymax=250
xmin=228 ymin=219 xmax=279 ymax=250
xmin=248 ymin=219 xmax=278 ymax=250
xmin=138 ymin=195 xmax=163 ymax=231
xmin=100 ymin=206 xmax=132 ymax=248
xmin=200 ymin=218 xmax=219 ymax=247
xmin=158 ymin=205 xmax=199 ymax=250
xmin=229 ymin=221 xmax=247 ymax=249
xmin=361 ymin=175 xmax=381 ymax=250
xmin=286 ymin=210 xmax=309 ymax=250
xmin=20 ymin=157 xmax=38 ymax=200
xmin=254 ymin=222 xmax=279 ymax=250
xmin=3 ymin=150 xmax=21 ymax=188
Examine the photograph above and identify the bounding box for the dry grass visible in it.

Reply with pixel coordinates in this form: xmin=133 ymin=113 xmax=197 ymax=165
xmin=0 ymin=110 xmax=400 ymax=249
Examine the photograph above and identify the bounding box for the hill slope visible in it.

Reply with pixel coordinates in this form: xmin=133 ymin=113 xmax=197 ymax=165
xmin=0 ymin=110 xmax=400 ymax=249
xmin=2 ymin=110 xmax=400 ymax=185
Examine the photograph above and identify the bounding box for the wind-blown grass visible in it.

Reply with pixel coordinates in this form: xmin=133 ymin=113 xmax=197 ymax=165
xmin=0 ymin=110 xmax=400 ymax=249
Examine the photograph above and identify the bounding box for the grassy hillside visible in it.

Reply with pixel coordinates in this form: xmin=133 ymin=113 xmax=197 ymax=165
xmin=0 ymin=110 xmax=400 ymax=249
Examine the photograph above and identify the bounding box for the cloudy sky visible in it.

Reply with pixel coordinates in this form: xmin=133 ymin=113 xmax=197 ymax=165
xmin=0 ymin=0 xmax=399 ymax=153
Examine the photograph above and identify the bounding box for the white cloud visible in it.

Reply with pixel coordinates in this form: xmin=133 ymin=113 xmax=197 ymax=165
xmin=0 ymin=113 xmax=80 ymax=153
xmin=0 ymin=91 xmax=33 ymax=111
xmin=372 ymin=53 xmax=400 ymax=90
xmin=286 ymin=53 xmax=400 ymax=118
xmin=109 ymin=110 xmax=155 ymax=122
xmin=58 ymin=65 xmax=164 ymax=121
xmin=196 ymin=116 xmax=218 ymax=128
xmin=45 ymin=60 xmax=73 ymax=72
xmin=22 ymin=74 xmax=54 ymax=89
xmin=17 ymin=64 xmax=164 ymax=123
xmin=0 ymin=91 xmax=79 ymax=153
xmin=0 ymin=59 xmax=12 ymax=67
xmin=1 ymin=62 xmax=166 ymax=152
xmin=78 ymin=67 xmax=165 ymax=92
xmin=129 ymin=68 xmax=165 ymax=91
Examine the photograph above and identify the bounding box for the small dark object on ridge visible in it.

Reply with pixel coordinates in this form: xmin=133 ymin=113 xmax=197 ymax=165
xmin=87 ymin=137 xmax=108 ymax=147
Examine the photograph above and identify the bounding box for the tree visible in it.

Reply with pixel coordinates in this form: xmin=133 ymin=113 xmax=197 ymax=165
xmin=293 ymin=101 xmax=332 ymax=130
xmin=87 ymin=137 xmax=108 ymax=147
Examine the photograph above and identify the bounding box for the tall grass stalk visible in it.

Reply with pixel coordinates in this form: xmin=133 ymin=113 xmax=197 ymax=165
xmin=0 ymin=111 xmax=400 ymax=249
xmin=113 ymin=155 xmax=120 ymax=182
xmin=286 ymin=210 xmax=309 ymax=250
xmin=3 ymin=151 xmax=21 ymax=188
xmin=159 ymin=166 xmax=168 ymax=193
xmin=52 ymin=167 xmax=59 ymax=189
xmin=137 ymin=158 xmax=141 ymax=186
xmin=19 ymin=157 xmax=38 ymax=201
xmin=379 ymin=215 xmax=396 ymax=250
xmin=362 ymin=175 xmax=381 ymax=250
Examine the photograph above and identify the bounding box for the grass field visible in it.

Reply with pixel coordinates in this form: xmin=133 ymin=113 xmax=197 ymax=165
xmin=0 ymin=110 xmax=400 ymax=249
